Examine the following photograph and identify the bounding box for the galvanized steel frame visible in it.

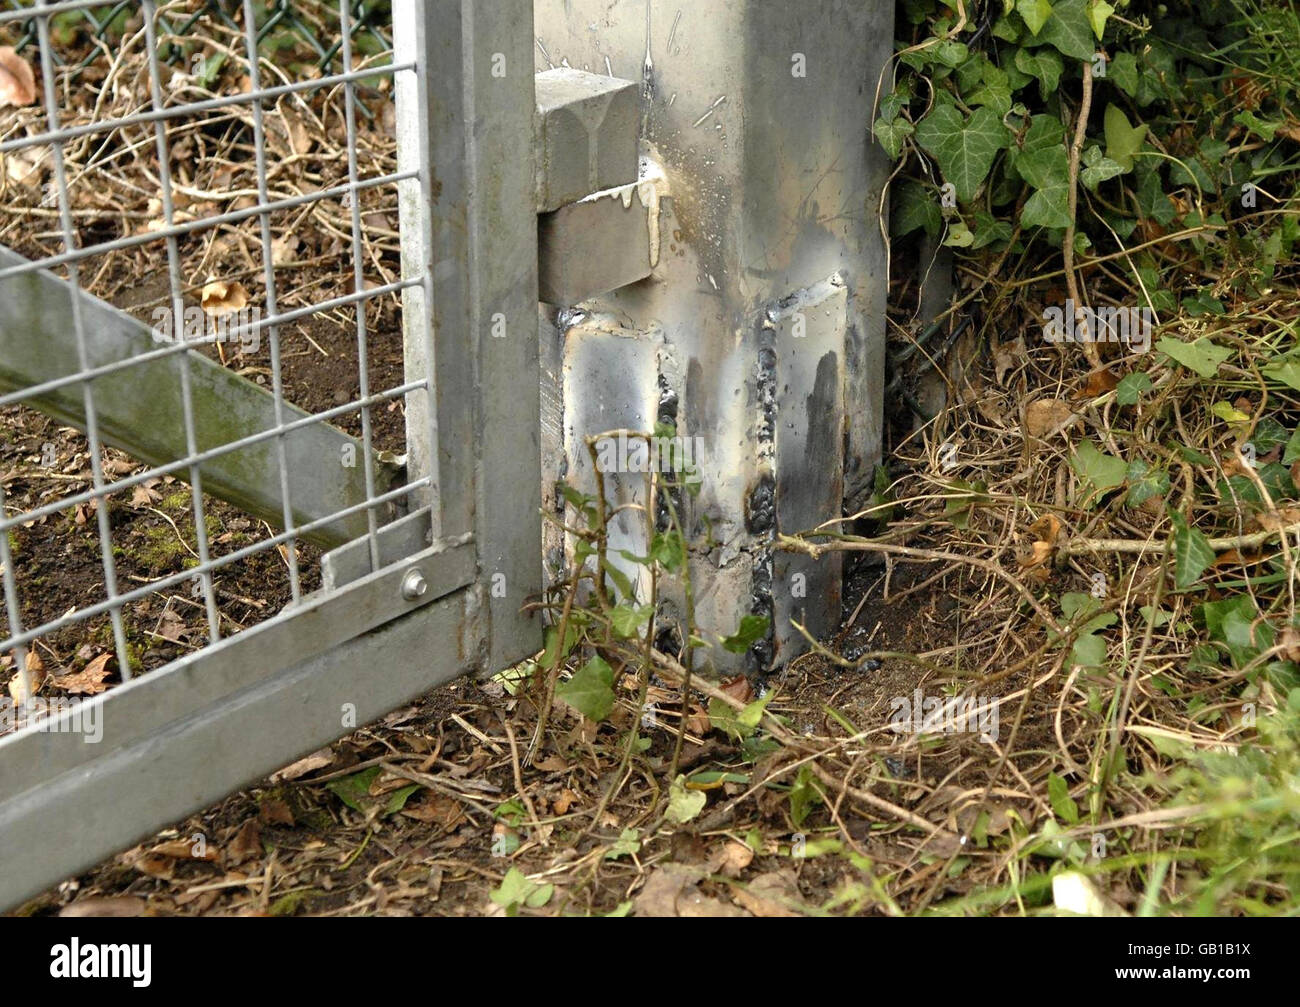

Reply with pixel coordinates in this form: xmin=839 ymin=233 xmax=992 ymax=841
xmin=0 ymin=0 xmax=541 ymax=911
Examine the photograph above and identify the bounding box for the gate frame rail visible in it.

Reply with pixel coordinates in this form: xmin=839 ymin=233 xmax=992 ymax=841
xmin=0 ymin=0 xmax=542 ymax=912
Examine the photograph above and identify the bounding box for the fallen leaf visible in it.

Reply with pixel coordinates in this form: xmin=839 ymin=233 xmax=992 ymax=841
xmin=1256 ymin=507 xmax=1300 ymax=531
xmin=719 ymin=675 xmax=753 ymax=704
xmin=1076 ymin=368 xmax=1119 ymax=399
xmin=0 ymin=46 xmax=37 ymax=107
xmin=54 ymin=653 xmax=113 ymax=695
xmin=258 ymin=799 xmax=295 ymax=828
xmin=1025 ymin=398 xmax=1076 ymax=438
xmin=6 ymin=647 xmax=47 ymax=702
xmin=708 ymin=840 xmax=754 ymax=878
xmin=1026 ymin=513 xmax=1062 ymax=547
xmin=552 ymin=788 xmax=580 ymax=815
xmin=400 ymin=792 xmax=465 ymax=830
xmin=134 ymin=852 xmax=174 ymax=879
xmin=633 ymin=864 xmax=749 ymax=918
xmin=150 ymin=838 xmax=219 ymax=862
xmin=226 ymin=819 xmax=262 ymax=866
xmin=59 ymin=897 xmax=145 ymax=918
xmin=729 ymin=870 xmax=802 ymax=917
xmin=200 ymin=277 xmax=250 ymax=317
xmin=1017 ymin=539 xmax=1054 ymax=569
xmin=269 ymin=748 xmax=334 ymax=782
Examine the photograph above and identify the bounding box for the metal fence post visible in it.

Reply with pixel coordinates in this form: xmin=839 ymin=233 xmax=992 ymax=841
xmin=395 ymin=0 xmax=543 ymax=669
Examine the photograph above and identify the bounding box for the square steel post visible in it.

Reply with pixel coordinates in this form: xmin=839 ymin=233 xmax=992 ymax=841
xmin=396 ymin=0 xmax=543 ymax=669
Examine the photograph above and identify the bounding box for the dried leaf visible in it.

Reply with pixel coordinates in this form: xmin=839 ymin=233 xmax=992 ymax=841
xmin=708 ymin=840 xmax=755 ymax=878
xmin=200 ymin=277 xmax=250 ymax=317
xmin=258 ymin=798 xmax=295 ymax=827
xmin=1025 ymin=398 xmax=1076 ymax=438
xmin=1076 ymin=368 xmax=1119 ymax=399
xmin=269 ymin=748 xmax=334 ymax=782
xmin=54 ymin=652 xmax=113 ymax=695
xmin=551 ymin=788 xmax=580 ymax=815
xmin=729 ymin=870 xmax=802 ymax=917
xmin=1026 ymin=513 xmax=1062 ymax=547
xmin=59 ymin=896 xmax=145 ymax=918
xmin=0 ymin=46 xmax=37 ymax=107
xmin=226 ymin=819 xmax=262 ymax=866
xmin=150 ymin=838 xmax=219 ymax=862
xmin=719 ymin=675 xmax=753 ymax=704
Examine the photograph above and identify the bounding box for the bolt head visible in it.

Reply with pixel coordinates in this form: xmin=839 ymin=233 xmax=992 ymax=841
xmin=401 ymin=569 xmax=428 ymax=600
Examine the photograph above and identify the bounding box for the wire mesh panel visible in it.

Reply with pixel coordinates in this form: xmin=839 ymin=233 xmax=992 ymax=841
xmin=0 ymin=0 xmax=416 ymax=712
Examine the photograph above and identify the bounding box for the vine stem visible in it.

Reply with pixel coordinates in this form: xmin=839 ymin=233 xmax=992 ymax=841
xmin=1064 ymin=60 xmax=1098 ymax=368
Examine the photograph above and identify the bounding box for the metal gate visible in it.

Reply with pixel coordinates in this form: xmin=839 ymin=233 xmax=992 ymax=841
xmin=0 ymin=0 xmax=542 ymax=910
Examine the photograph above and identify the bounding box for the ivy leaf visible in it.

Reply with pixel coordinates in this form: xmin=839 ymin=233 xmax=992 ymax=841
xmin=1070 ymin=441 xmax=1127 ymax=508
xmin=555 ymin=655 xmax=616 ymax=722
xmin=1211 ymin=401 xmax=1250 ymax=424
xmin=875 ymin=116 xmax=914 ymax=159
xmin=944 ymin=220 xmax=976 ymax=247
xmin=1080 ymin=145 xmax=1125 ymax=189
xmin=893 ymin=180 xmax=942 ymax=237
xmin=1108 ymin=51 xmax=1140 ymax=96
xmin=1087 ymin=0 xmax=1115 ymax=40
xmin=721 ymin=613 xmax=770 ymax=654
xmin=914 ymin=102 xmax=1009 ymax=204
xmin=610 ymin=602 xmax=652 ymax=639
xmin=1115 ymin=371 xmax=1151 ymax=405
xmin=1103 ymin=103 xmax=1147 ymax=172
xmin=1016 ymin=0 xmax=1054 ymax=36
xmin=1021 ymin=180 xmax=1073 ymax=229
xmin=666 ymin=774 xmax=707 ymax=824
xmin=1126 ymin=459 xmax=1169 ymax=507
xmin=1169 ymin=510 xmax=1215 ymax=590
xmin=1048 ymin=773 xmax=1081 ymax=823
xmin=1156 ymin=336 xmax=1232 ymax=378
xmin=1136 ymin=167 xmax=1176 ymax=225
xmin=1038 ymin=0 xmax=1096 ymax=60
xmin=326 ymin=767 xmax=382 ymax=812
xmin=1284 ymin=426 xmax=1300 ymax=465
xmin=1262 ymin=359 xmax=1300 ymax=392
xmin=1014 ymin=45 xmax=1063 ymax=97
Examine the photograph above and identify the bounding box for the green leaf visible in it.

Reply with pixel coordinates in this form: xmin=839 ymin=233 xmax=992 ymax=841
xmin=1038 ymin=0 xmax=1096 ymax=60
xmin=721 ymin=613 xmax=770 ymax=654
xmin=555 ymin=655 xmax=617 ymax=722
xmin=1125 ymin=459 xmax=1169 ymax=508
xmin=1262 ymin=359 xmax=1300 ymax=392
xmin=1169 ymin=510 xmax=1215 ymax=590
xmin=1156 ymin=337 xmax=1232 ymax=379
xmin=1022 ymin=182 xmax=1073 ymax=229
xmin=1014 ymin=45 xmax=1063 ymax=97
xmin=1108 ymin=51 xmax=1140 ymax=96
xmin=874 ymin=116 xmax=914 ymax=159
xmin=1116 ymin=371 xmax=1151 ymax=405
xmin=1283 ymin=426 xmax=1300 ymax=465
xmin=648 ymin=530 xmax=685 ymax=573
xmin=666 ymin=774 xmax=707 ymax=824
xmin=1103 ymin=103 xmax=1147 ymax=172
xmin=605 ymin=828 xmax=641 ymax=860
xmin=1070 ymin=441 xmax=1127 ymax=507
xmin=1080 ymin=145 xmax=1125 ymax=189
xmin=943 ymin=220 xmax=975 ymax=247
xmin=789 ymin=764 xmax=822 ymax=827
xmin=326 ymin=767 xmax=381 ymax=812
xmin=610 ymin=603 xmax=652 ymax=639
xmin=1016 ymin=0 xmax=1053 ymax=36
xmin=1211 ymin=401 xmax=1250 ymax=424
xmin=893 ymin=180 xmax=942 ymax=237
xmin=490 ymin=867 xmax=552 ymax=913
xmin=1136 ymin=167 xmax=1175 ymax=225
xmin=383 ymin=784 xmax=421 ymax=817
xmin=1087 ymin=0 xmax=1115 ymax=40
xmin=1048 ymin=773 xmax=1080 ymax=824
xmin=1071 ymin=632 xmax=1108 ymax=669
xmin=914 ymin=103 xmax=1009 ymax=204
